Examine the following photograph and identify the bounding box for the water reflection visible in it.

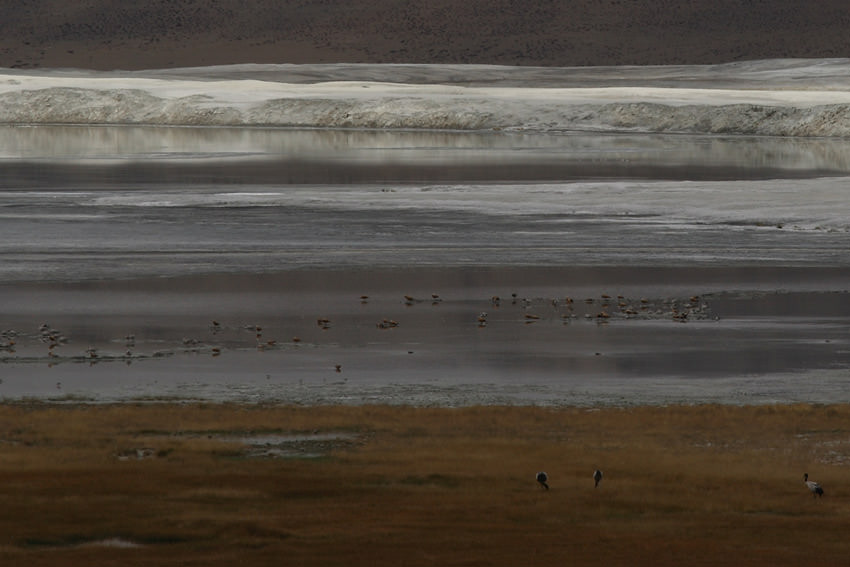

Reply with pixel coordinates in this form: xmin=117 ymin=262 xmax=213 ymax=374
xmin=2 ymin=126 xmax=850 ymax=181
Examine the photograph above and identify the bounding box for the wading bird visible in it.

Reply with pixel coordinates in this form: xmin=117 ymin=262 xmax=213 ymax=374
xmin=804 ymin=473 xmax=824 ymax=497
xmin=536 ymin=471 xmax=549 ymax=490
xmin=593 ymin=469 xmax=603 ymax=487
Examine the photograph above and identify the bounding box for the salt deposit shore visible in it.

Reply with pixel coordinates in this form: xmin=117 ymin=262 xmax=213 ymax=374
xmin=3 ymin=60 xmax=850 ymax=135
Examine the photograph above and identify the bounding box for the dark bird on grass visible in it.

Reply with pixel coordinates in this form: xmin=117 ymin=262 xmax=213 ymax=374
xmin=804 ymin=473 xmax=824 ymax=497
xmin=536 ymin=471 xmax=549 ymax=490
xmin=593 ymin=469 xmax=603 ymax=487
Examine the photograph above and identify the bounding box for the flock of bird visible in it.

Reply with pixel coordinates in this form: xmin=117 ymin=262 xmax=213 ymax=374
xmin=535 ymin=469 xmax=826 ymax=498
xmin=476 ymin=292 xmax=712 ymax=325
xmin=0 ymin=290 xmax=714 ymax=366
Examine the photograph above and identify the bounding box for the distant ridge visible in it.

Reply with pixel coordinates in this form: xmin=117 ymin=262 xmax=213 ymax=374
xmin=2 ymin=1 xmax=850 ymax=70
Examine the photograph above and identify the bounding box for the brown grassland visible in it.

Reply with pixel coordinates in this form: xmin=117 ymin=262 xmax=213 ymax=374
xmin=0 ymin=402 xmax=848 ymax=565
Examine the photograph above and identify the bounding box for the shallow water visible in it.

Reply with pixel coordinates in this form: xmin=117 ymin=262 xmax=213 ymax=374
xmin=2 ymin=126 xmax=850 ymax=282
xmin=1 ymin=126 xmax=849 ymax=405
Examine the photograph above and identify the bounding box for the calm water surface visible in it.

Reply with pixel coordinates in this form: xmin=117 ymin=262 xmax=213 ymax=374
xmin=1 ymin=126 xmax=849 ymax=405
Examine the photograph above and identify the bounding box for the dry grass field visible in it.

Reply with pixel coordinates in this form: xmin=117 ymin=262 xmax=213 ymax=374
xmin=0 ymin=402 xmax=848 ymax=566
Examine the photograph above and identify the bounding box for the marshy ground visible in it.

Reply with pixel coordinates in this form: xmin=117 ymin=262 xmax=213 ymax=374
xmin=0 ymin=402 xmax=848 ymax=565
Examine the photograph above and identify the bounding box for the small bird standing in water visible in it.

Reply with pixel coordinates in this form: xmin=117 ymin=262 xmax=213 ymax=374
xmin=536 ymin=471 xmax=549 ymax=490
xmin=593 ymin=469 xmax=603 ymax=488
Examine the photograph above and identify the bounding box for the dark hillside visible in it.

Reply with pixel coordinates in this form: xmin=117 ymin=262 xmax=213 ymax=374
xmin=2 ymin=1 xmax=849 ymax=70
